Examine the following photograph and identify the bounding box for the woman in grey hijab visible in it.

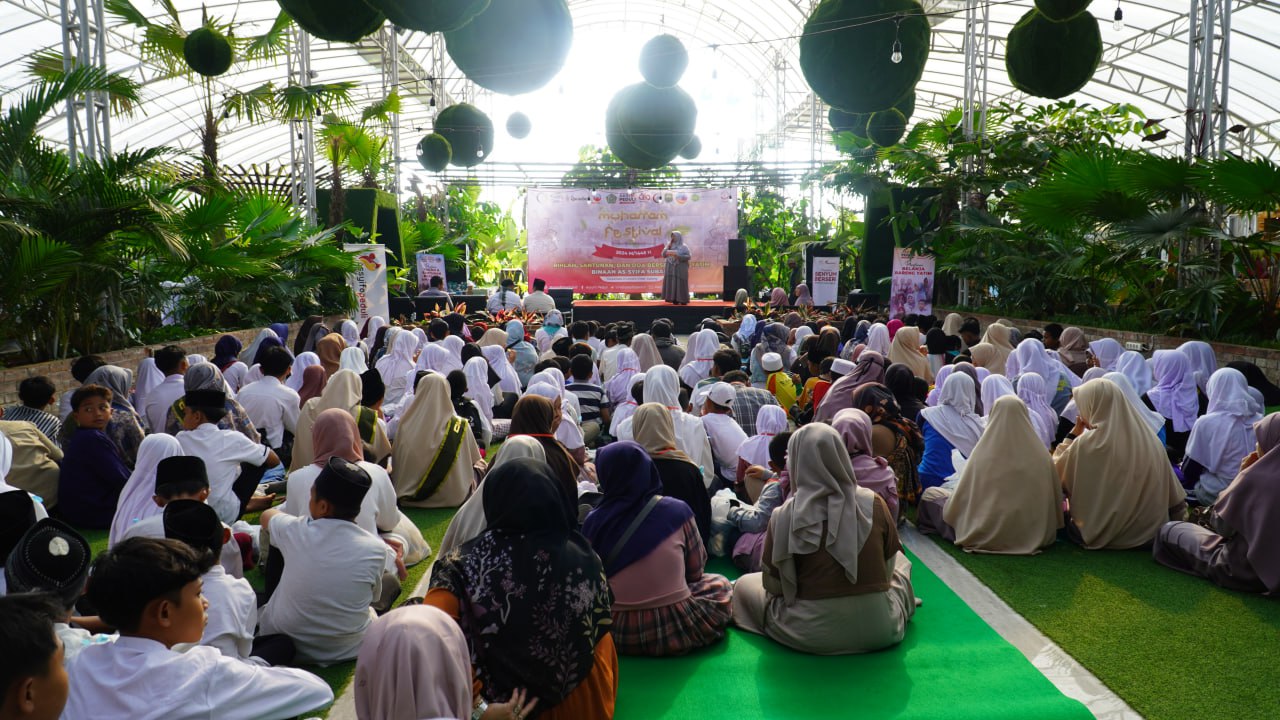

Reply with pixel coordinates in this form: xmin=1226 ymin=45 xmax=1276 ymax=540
xmin=162 ymin=362 xmax=260 ymax=442
xmin=662 ymin=231 xmax=691 ymax=305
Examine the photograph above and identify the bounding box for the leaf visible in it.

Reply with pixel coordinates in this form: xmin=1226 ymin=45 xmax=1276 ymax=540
xmin=241 ymin=11 xmax=292 ymax=63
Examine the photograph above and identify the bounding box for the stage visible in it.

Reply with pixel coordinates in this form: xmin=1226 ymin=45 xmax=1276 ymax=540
xmin=571 ymin=299 xmax=736 ymax=333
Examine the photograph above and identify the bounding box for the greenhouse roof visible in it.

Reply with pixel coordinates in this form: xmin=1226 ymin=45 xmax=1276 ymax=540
xmin=2 ymin=0 xmax=1278 ymax=192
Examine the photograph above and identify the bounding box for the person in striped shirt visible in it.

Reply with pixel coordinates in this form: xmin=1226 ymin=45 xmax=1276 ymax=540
xmin=566 ymin=354 xmax=610 ymax=447
xmin=3 ymin=376 xmax=62 ymax=445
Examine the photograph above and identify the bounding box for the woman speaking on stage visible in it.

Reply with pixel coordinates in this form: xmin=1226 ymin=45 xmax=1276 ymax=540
xmin=662 ymin=231 xmax=691 ymax=305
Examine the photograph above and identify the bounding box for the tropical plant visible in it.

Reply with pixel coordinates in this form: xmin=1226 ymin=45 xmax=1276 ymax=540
xmin=740 ymin=189 xmax=818 ymax=292
xmin=561 ymin=144 xmax=681 ymax=189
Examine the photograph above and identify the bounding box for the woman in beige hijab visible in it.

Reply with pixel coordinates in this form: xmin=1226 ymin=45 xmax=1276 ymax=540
xmin=887 ymin=326 xmax=932 ymax=383
xmin=968 ymin=343 xmax=997 ymax=375
xmin=477 ymin=327 xmax=509 ymax=348
xmin=977 ymin=323 xmax=1013 ymax=376
xmin=290 ymin=369 xmax=393 ymax=470
xmin=392 ymin=373 xmax=482 ymax=508
xmin=630 ymin=333 xmax=662 ymax=372
xmin=917 ymin=396 xmax=1062 ymax=554
xmin=1053 ymin=378 xmax=1186 ymax=549
xmin=731 ymin=423 xmax=915 ymax=655
xmin=437 ymin=436 xmax=547 ymax=557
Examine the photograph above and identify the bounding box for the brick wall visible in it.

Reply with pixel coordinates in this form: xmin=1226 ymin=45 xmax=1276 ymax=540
xmin=0 ymin=316 xmax=348 ymax=408
xmin=945 ymin=309 xmax=1280 ymax=383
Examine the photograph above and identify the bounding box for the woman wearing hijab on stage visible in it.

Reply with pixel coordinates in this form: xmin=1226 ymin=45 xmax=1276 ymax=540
xmin=662 ymin=231 xmax=691 ymax=305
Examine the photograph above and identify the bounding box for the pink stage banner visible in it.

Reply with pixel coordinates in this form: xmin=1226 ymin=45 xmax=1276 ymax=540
xmin=525 ymin=188 xmax=738 ymax=294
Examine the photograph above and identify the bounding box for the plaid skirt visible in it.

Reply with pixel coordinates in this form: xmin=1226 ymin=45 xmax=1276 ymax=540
xmin=610 ymin=574 xmax=734 ymax=656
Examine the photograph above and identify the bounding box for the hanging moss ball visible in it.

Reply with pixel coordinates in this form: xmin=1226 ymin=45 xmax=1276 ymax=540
xmin=800 ymin=0 xmax=931 ymax=114
xmin=363 ymin=0 xmax=490 ymax=33
xmin=182 ymin=27 xmax=233 ymax=77
xmin=606 ymin=97 xmax=671 ymax=170
xmin=277 ymin=0 xmax=385 ymax=43
xmin=679 ymin=135 xmax=702 ymax=160
xmin=639 ymin=34 xmax=689 ymax=88
xmin=1033 ymin=0 xmax=1092 ymax=21
xmin=433 ymin=104 xmax=494 ymax=168
xmin=417 ymin=134 xmax=453 ymax=172
xmin=866 ymin=109 xmax=908 ymax=146
xmin=444 ymin=0 xmax=573 ymax=95
xmin=894 ymin=91 xmax=916 ymax=120
xmin=1006 ymin=9 xmax=1102 ymax=99
xmin=506 ymin=112 xmax=532 ymax=139
xmin=829 ymin=107 xmax=870 ymax=136
xmin=611 ymin=82 xmax=698 ymax=161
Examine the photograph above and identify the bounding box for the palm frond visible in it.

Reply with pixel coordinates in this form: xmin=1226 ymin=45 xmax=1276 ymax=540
xmin=241 ymin=11 xmax=293 ymax=63
xmin=1194 ymin=155 xmax=1280 ymax=214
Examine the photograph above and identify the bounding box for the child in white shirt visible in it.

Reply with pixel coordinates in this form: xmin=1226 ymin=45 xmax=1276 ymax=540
xmin=176 ymin=389 xmax=280 ymax=524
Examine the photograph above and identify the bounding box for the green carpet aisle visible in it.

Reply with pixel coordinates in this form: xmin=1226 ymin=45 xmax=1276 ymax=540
xmin=614 ymin=554 xmax=1093 ymax=720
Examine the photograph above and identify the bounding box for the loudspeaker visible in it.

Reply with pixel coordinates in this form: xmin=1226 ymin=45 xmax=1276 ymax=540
xmin=722 ymin=266 xmax=753 ymax=301
xmin=452 ymin=294 xmax=488 ymax=311
xmin=728 ymin=238 xmax=746 ymax=267
xmin=389 ymin=297 xmax=415 ymax=320
xmin=846 ymin=292 xmax=880 ymax=309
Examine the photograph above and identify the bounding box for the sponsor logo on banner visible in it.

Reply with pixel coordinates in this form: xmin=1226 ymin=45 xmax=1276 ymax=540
xmin=889 ymin=248 xmax=935 ymax=319
xmin=345 ymin=244 xmax=389 ymax=324
xmin=526 ymin=187 xmax=737 ymax=294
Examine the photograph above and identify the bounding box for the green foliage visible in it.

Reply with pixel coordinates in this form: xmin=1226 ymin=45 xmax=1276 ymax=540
xmin=363 ymin=0 xmax=489 ymax=33
xmin=276 ymin=0 xmax=385 ymax=43
xmin=0 ymin=66 xmax=356 ymax=363
xmin=183 ymin=27 xmax=233 ymax=77
xmin=639 ymin=34 xmax=689 ymax=89
xmin=402 ymin=185 xmax=525 ymax=288
xmin=1006 ymin=9 xmax=1102 ymax=100
xmin=433 ymin=103 xmax=495 ymax=168
xmin=740 ymin=190 xmax=816 ymax=291
xmin=560 ymin=144 xmax=681 ymax=189
xmin=444 ymin=0 xmax=573 ymax=95
xmin=800 ymin=0 xmax=930 ymax=114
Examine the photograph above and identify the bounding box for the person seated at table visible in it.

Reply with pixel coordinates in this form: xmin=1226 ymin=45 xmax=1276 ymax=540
xmin=583 ymin=442 xmax=732 ymax=656
xmin=731 ymin=423 xmax=916 ymax=655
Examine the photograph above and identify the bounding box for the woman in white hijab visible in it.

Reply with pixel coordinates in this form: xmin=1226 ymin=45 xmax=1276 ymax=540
xmin=979 ymin=374 xmax=1015 ymax=418
xmin=391 ymin=373 xmax=481 ymax=508
xmin=736 ymin=405 xmax=789 ymax=480
xmin=463 ymin=356 xmax=496 ymax=425
xmin=1088 ymin=338 xmax=1124 ymax=372
xmin=888 ymin=326 xmax=932 ymax=382
xmin=107 ymin=434 xmax=183 ymax=546
xmin=436 ymin=436 xmax=547 ymax=557
xmin=865 ymin=323 xmax=891 ymax=357
xmin=339 ymin=346 xmax=368 ymax=374
xmin=1014 ymin=372 xmax=1058 ymax=448
xmin=1011 ymin=339 xmax=1073 ymax=413
xmin=606 ymin=348 xmax=641 ymax=406
xmin=286 ymin=351 xmax=321 ymax=392
xmin=337 ymin=319 xmax=361 ymax=348
xmin=1178 ymin=340 xmax=1218 ymax=394
xmin=731 ymin=423 xmax=915 ymax=655
xmin=918 ymin=372 xmax=986 ymax=490
xmin=524 ymin=382 xmax=587 ymax=466
xmin=732 ymin=314 xmax=758 ymax=356
xmin=417 ymin=343 xmax=463 ymax=376
xmin=376 ymin=330 xmax=418 ymax=407
xmin=609 ymin=373 xmax=645 ymax=438
xmin=479 ymin=344 xmax=521 ymax=399
xmin=1115 ymin=350 xmax=1154 ymax=396
xmin=1053 ymin=378 xmax=1186 ymax=549
xmin=1183 ymin=368 xmax=1260 ymax=505
xmin=132 ymin=357 xmax=165 ymax=414
xmin=918 ymin=396 xmax=1062 ymax=554
xmin=679 ymin=329 xmax=720 ymax=389
xmin=238 ymin=329 xmax=278 ymax=366
xmin=614 ymin=365 xmax=715 ymax=484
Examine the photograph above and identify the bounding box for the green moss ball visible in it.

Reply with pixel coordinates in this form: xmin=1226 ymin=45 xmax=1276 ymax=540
xmin=799 ymin=0 xmax=931 ymax=114
xmin=444 ymin=0 xmax=573 ymax=95
xmin=183 ymin=27 xmax=233 ymax=77
xmin=1005 ymin=8 xmax=1102 ymax=99
xmin=417 ymin=134 xmax=453 ymax=172
xmin=433 ymin=104 xmax=494 ymax=168
xmin=639 ymin=34 xmax=689 ymax=88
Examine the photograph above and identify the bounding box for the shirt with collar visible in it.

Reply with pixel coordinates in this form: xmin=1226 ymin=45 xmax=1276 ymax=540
xmin=62 ymin=635 xmax=332 ymax=720
xmin=258 ymin=515 xmax=391 ymax=665
xmin=486 ymin=290 xmax=524 ymax=314
xmin=175 ymin=424 xmax=269 ymax=524
xmin=1 ymin=405 xmax=61 ymax=445
xmin=143 ymin=374 xmax=187 ymax=434
xmin=700 ymin=412 xmax=749 ymax=482
xmin=174 ymin=565 xmax=258 ymax=662
xmin=121 ymin=514 xmax=245 ymax=580
xmin=522 ymin=290 xmax=556 ymax=314
xmin=234 ymin=376 xmax=299 ymax=449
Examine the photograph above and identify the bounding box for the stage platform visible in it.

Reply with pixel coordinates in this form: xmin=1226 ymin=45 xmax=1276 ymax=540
xmin=571 ymin=299 xmax=736 ymax=334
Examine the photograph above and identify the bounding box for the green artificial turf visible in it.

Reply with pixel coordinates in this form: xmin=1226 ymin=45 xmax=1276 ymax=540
xmin=614 ymin=555 xmax=1092 ymax=720
xmin=932 ymin=537 xmax=1280 ymax=720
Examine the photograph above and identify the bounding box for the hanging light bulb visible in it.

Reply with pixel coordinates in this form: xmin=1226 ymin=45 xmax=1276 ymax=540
xmin=889 ymin=15 xmax=904 ymax=64
xmin=1112 ymin=1 xmax=1125 ymax=31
